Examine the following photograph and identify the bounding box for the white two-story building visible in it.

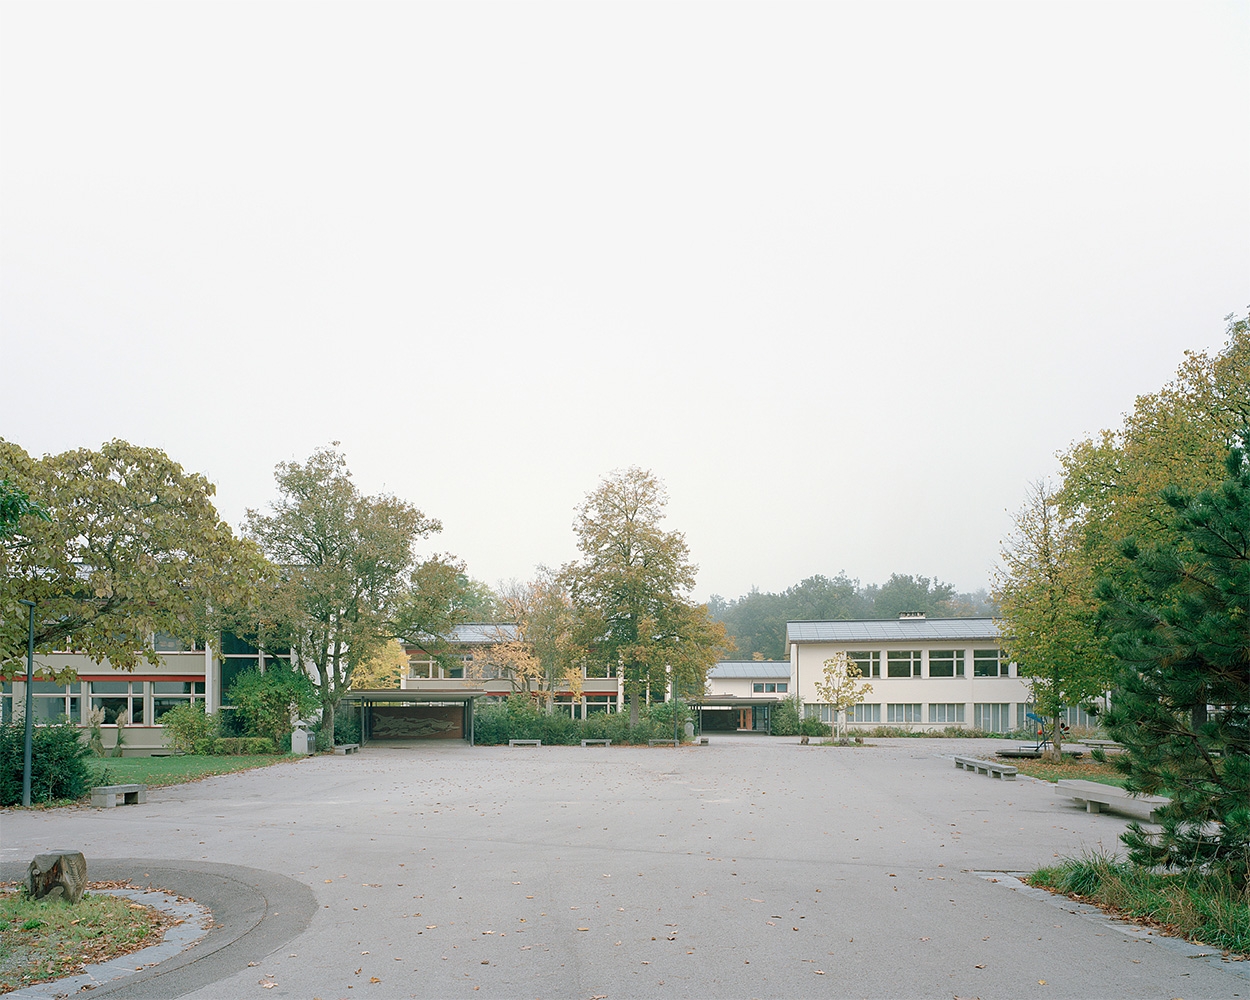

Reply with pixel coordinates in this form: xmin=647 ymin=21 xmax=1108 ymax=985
xmin=787 ymin=615 xmax=1033 ymax=732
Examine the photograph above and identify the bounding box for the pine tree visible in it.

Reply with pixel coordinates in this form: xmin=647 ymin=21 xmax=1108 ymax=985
xmin=1097 ymin=435 xmax=1250 ymax=886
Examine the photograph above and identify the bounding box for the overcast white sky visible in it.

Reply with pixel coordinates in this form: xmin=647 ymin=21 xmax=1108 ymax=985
xmin=2 ymin=1 xmax=1247 ymax=603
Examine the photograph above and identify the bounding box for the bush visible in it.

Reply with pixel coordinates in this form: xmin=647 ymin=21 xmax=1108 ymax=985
xmin=159 ymin=702 xmax=220 ymax=754
xmin=771 ymin=697 xmax=802 ymax=736
xmin=799 ymin=715 xmax=831 ymax=737
xmin=471 ymin=696 xmax=682 ymax=746
xmin=211 ymin=737 xmax=276 ymax=755
xmin=0 ymin=721 xmax=92 ymax=805
xmin=226 ymin=668 xmax=320 ymax=747
xmin=334 ymin=710 xmax=361 ymax=747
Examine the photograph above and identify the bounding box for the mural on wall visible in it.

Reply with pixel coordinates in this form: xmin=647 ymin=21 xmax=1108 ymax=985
xmin=371 ymin=705 xmax=463 ymax=740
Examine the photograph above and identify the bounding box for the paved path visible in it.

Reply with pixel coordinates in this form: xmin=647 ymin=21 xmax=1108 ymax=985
xmin=3 ymin=737 xmax=1246 ymax=999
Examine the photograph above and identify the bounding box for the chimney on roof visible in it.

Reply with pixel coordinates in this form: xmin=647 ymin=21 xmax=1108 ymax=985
xmin=898 ymin=612 xmax=926 ymax=620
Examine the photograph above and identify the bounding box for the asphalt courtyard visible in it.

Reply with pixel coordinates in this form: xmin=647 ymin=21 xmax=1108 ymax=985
xmin=3 ymin=736 xmax=1246 ymax=1000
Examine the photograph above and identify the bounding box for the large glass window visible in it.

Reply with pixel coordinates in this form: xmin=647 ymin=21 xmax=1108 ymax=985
xmin=849 ymin=703 xmax=881 ymax=724
xmin=928 ymin=650 xmax=965 ymax=678
xmin=33 ymin=681 xmax=81 ymax=723
xmin=929 ymin=702 xmax=965 ymax=724
xmin=152 ymin=681 xmax=206 ymax=721
xmin=887 ymin=651 xmax=922 ymax=678
xmin=887 ymin=702 xmax=922 ymax=723
xmin=408 ymin=658 xmax=435 ymax=679
xmin=974 ymin=649 xmax=1008 ymax=677
xmin=974 ymin=703 xmax=1011 ymax=732
xmin=848 ymin=652 xmax=881 ymax=678
xmin=91 ymin=681 xmax=144 ymax=725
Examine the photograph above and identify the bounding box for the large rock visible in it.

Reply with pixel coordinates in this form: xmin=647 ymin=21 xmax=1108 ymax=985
xmin=27 ymin=851 xmax=87 ymax=904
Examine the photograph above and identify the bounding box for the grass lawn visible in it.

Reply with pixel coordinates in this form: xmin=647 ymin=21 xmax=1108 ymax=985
xmin=1030 ymin=856 xmax=1250 ymax=955
xmin=88 ymin=753 xmax=303 ymax=789
xmin=1000 ymin=755 xmax=1127 ymax=787
xmin=0 ymin=888 xmax=172 ymax=992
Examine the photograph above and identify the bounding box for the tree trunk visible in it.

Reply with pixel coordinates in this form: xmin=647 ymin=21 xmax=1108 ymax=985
xmin=628 ymin=691 xmax=639 ymax=728
xmin=1047 ymin=710 xmax=1063 ymax=762
xmin=324 ymin=701 xmax=335 ymax=749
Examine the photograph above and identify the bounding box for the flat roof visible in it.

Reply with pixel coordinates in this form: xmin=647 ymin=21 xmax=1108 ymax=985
xmin=707 ymin=661 xmax=791 ymax=679
xmin=342 ymin=688 xmax=486 ymax=703
xmin=786 ymin=618 xmax=1001 ymax=644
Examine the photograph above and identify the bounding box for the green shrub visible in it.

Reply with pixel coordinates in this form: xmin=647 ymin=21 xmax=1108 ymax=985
xmin=226 ymin=668 xmax=320 ymax=747
xmin=211 ymin=736 xmax=276 ymax=755
xmin=0 ymin=721 xmax=92 ymax=805
xmin=334 ymin=711 xmax=361 ymax=747
xmin=771 ymin=697 xmax=802 ymax=736
xmin=159 ymin=702 xmax=220 ymax=754
xmin=799 ymin=715 xmax=830 ymax=737
xmin=471 ymin=696 xmax=679 ymax=746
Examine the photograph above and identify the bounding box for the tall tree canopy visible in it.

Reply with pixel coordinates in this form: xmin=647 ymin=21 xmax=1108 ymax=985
xmin=563 ymin=467 xmax=725 ymax=725
xmin=0 ymin=439 xmax=262 ymax=678
xmin=709 ymin=573 xmax=990 ymax=660
xmin=1096 ymin=437 xmax=1249 ymax=885
xmin=244 ymin=445 xmax=453 ymax=741
xmin=1058 ymin=311 xmax=1250 ymax=576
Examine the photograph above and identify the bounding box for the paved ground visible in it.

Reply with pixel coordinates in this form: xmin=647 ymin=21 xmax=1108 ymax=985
xmin=3 ymin=736 xmax=1247 ymax=999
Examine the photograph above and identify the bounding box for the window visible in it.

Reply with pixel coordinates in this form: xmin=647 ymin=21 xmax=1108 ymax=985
xmin=1061 ymin=704 xmax=1098 ymax=730
xmin=887 ymin=651 xmax=922 ymax=678
xmin=927 ymin=650 xmax=964 ymax=678
xmin=152 ymin=681 xmax=206 ymax=722
xmin=974 ymin=703 xmax=1011 ymax=733
xmin=776 ymin=682 xmax=788 ymax=694
xmin=849 ymin=703 xmax=881 ymax=724
xmin=974 ymin=649 xmax=1008 ymax=677
xmin=753 ymin=682 xmax=787 ymax=693
xmin=31 ymin=681 xmax=81 ymax=723
xmin=91 ymin=681 xmax=144 ymax=725
xmin=848 ymin=652 xmax=881 ymax=678
xmin=887 ymin=703 xmax=922 ymax=723
xmin=153 ymin=632 xmax=195 ymax=652
xmin=1 ymin=682 xmax=10 ymax=724
xmin=753 ymin=683 xmax=764 ymax=693
xmin=806 ymin=704 xmax=834 ymax=724
xmin=929 ymin=702 xmax=965 ymax=724
xmin=408 ymin=658 xmax=435 ymax=679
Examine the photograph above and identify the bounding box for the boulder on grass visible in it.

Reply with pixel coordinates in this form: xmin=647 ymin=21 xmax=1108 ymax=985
xmin=27 ymin=851 xmax=87 ymax=904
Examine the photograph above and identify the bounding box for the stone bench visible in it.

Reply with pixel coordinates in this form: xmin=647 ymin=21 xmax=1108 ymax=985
xmin=648 ymin=739 xmax=678 ymax=747
xmin=332 ymin=744 xmax=360 ymax=755
xmin=953 ymin=755 xmax=1017 ymax=780
xmin=580 ymin=739 xmax=611 ymax=747
xmin=1055 ymin=779 xmax=1169 ymax=819
xmin=509 ymin=739 xmax=541 ymax=747
xmin=698 ymin=737 xmax=709 ymax=745
xmin=91 ymin=783 xmax=147 ymax=808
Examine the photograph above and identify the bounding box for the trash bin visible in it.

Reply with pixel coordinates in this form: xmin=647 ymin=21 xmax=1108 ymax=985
xmin=291 ymin=726 xmax=312 ymax=755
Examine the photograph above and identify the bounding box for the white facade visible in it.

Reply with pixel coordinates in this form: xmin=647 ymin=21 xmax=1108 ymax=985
xmin=787 ymin=617 xmax=1033 ymax=732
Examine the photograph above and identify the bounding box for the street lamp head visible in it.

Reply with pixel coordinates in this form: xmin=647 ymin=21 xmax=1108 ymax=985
xmin=18 ymin=599 xmax=34 ymax=608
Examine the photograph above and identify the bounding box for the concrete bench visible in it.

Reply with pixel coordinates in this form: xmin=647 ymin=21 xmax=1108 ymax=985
xmin=333 ymin=743 xmax=360 ymax=755
xmin=91 ymin=783 xmax=147 ymax=808
xmin=648 ymin=739 xmax=678 ymax=747
xmin=1078 ymin=739 xmax=1124 ymax=752
xmin=580 ymin=739 xmax=611 ymax=747
xmin=509 ymin=739 xmax=541 ymax=747
xmin=1055 ymin=779 xmax=1169 ymax=819
xmin=698 ymin=737 xmax=709 ymax=745
xmin=953 ymin=755 xmax=1017 ymax=780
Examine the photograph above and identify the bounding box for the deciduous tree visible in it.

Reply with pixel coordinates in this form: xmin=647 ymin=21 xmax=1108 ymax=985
xmin=0 ymin=439 xmax=263 ymax=678
xmin=813 ymin=652 xmax=874 ymax=739
xmin=564 ymin=468 xmax=725 ymax=726
xmin=995 ymin=481 xmax=1113 ymax=760
xmin=245 ymin=446 xmax=443 ymax=743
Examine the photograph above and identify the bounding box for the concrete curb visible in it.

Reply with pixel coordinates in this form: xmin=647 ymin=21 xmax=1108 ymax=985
xmin=0 ymin=859 xmax=316 ymax=999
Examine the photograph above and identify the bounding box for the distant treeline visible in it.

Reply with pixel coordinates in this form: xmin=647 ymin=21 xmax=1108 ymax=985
xmin=707 ymin=573 xmax=997 ymax=661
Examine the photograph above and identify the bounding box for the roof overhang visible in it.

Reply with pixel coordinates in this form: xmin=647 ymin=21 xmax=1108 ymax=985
xmin=341 ymin=688 xmax=487 ymax=704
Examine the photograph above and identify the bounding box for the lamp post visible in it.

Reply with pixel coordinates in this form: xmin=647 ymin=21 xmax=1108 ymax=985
xmin=19 ymin=599 xmax=35 ymax=807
